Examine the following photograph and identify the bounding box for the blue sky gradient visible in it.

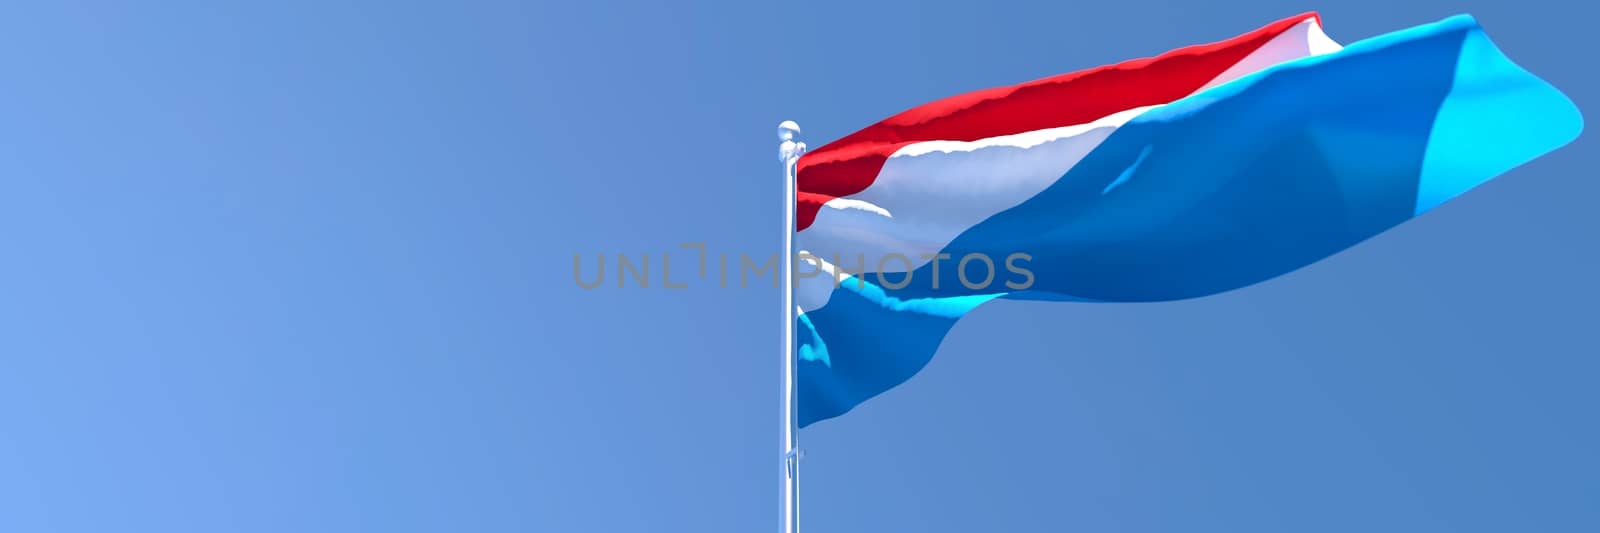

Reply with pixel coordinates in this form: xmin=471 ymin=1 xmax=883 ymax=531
xmin=1 ymin=1 xmax=1595 ymax=531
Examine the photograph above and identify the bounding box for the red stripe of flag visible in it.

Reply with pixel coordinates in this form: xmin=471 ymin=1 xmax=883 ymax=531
xmin=796 ymin=12 xmax=1321 ymax=231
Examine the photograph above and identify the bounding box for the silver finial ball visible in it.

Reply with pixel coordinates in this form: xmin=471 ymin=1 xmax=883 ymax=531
xmin=778 ymin=120 xmax=801 ymax=142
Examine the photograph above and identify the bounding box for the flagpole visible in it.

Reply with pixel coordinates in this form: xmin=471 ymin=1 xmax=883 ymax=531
xmin=778 ymin=120 xmax=805 ymax=533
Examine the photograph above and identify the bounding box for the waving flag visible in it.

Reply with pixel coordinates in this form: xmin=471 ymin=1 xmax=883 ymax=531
xmin=794 ymin=13 xmax=1581 ymax=427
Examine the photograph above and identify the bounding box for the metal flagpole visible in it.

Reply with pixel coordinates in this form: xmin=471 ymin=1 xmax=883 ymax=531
xmin=778 ymin=120 xmax=805 ymax=533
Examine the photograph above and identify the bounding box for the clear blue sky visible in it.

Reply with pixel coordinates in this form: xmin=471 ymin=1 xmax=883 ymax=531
xmin=1 ymin=1 xmax=1594 ymax=531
